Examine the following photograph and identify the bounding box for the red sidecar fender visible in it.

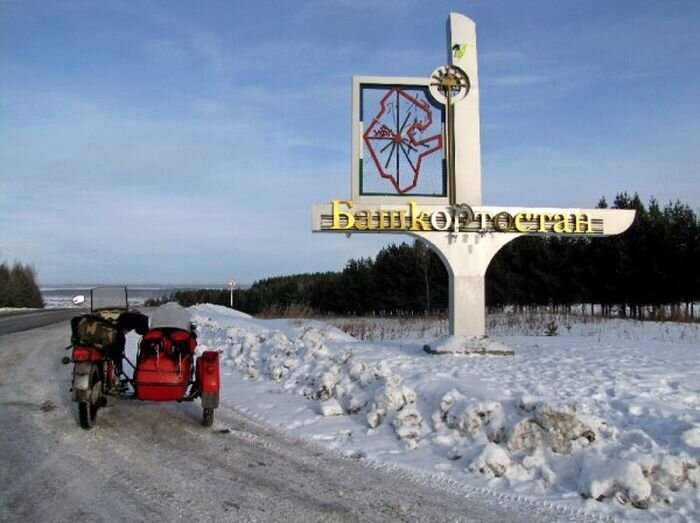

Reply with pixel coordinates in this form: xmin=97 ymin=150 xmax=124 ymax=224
xmin=196 ymin=351 xmax=220 ymax=394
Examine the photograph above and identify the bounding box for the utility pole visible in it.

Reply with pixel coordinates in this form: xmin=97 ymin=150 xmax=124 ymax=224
xmin=228 ymin=279 xmax=236 ymax=308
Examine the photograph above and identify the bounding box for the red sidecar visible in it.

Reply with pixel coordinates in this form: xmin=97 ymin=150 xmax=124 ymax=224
xmin=133 ymin=303 xmax=220 ymax=426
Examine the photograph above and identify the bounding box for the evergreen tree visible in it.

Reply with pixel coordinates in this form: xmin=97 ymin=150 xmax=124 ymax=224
xmin=0 ymin=259 xmax=44 ymax=308
xmin=0 ymin=262 xmax=10 ymax=308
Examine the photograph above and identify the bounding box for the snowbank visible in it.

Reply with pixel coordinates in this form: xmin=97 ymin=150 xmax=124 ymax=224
xmin=191 ymin=305 xmax=700 ymax=521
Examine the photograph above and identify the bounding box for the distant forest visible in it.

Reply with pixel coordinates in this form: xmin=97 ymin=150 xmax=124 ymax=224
xmin=151 ymin=193 xmax=699 ymax=321
xmin=0 ymin=259 xmax=44 ymax=308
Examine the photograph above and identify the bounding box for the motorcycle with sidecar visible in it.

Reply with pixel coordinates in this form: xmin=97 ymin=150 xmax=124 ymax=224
xmin=63 ymin=287 xmax=220 ymax=429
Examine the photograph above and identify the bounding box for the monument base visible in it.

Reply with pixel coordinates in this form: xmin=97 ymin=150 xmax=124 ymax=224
xmin=423 ymin=335 xmax=514 ymax=356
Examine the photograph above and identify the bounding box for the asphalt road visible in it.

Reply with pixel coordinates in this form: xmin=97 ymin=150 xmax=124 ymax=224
xmin=0 ymin=321 xmax=593 ymax=523
xmin=0 ymin=308 xmax=83 ymax=336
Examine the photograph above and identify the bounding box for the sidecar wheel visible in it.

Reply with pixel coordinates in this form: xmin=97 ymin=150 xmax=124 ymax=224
xmin=79 ymin=366 xmax=100 ymax=429
xmin=202 ymin=407 xmax=214 ymax=427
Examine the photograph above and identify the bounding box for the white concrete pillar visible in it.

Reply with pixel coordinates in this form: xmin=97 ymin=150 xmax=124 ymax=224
xmin=414 ymin=231 xmax=520 ymax=337
xmin=450 ymin=273 xmax=485 ymax=337
xmin=448 ymin=13 xmax=482 ymax=206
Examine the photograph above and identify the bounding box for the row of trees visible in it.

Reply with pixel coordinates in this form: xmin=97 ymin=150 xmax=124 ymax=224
xmin=487 ymin=193 xmax=699 ymax=319
xmin=152 ymin=243 xmax=446 ymax=316
xmin=155 ymin=193 xmax=699 ymax=320
xmin=0 ymin=260 xmax=44 ymax=308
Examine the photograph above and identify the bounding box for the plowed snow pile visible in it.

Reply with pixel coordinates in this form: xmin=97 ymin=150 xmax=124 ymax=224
xmin=191 ymin=304 xmax=700 ymax=522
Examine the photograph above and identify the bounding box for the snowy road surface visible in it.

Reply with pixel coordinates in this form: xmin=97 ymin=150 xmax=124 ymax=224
xmin=0 ymin=322 xmax=584 ymax=522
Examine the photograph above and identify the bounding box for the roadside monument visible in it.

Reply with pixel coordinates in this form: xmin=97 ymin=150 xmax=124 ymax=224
xmin=312 ymin=13 xmax=635 ymax=352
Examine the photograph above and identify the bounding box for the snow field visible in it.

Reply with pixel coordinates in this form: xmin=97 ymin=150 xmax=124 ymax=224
xmin=329 ymin=312 xmax=700 ymax=344
xmin=191 ymin=304 xmax=700 ymax=522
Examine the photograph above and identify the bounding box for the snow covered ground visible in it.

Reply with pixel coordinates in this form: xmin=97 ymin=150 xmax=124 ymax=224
xmin=190 ymin=304 xmax=700 ymax=522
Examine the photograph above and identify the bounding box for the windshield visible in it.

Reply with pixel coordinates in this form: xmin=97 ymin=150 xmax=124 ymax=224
xmin=90 ymin=286 xmax=128 ymax=311
xmin=150 ymin=303 xmax=191 ymax=331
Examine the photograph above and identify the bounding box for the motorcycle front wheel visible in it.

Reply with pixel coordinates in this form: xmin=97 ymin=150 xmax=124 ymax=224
xmin=79 ymin=364 xmax=101 ymax=429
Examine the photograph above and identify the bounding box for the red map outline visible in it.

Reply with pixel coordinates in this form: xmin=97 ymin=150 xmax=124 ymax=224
xmin=363 ymin=87 xmax=443 ymax=195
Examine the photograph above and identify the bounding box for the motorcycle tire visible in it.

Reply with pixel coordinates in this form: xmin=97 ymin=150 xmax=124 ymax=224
xmin=79 ymin=364 xmax=101 ymax=429
xmin=202 ymin=407 xmax=214 ymax=427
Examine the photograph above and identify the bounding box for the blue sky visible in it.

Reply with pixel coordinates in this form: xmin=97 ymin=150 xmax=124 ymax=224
xmin=1 ymin=0 xmax=698 ymax=285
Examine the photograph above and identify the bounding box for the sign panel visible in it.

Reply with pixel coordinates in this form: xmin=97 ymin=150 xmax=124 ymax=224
xmin=352 ymin=77 xmax=448 ymax=204
xmin=313 ymin=200 xmax=636 ymax=237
